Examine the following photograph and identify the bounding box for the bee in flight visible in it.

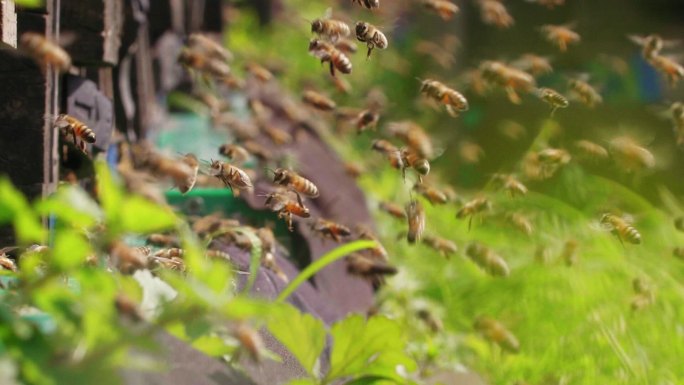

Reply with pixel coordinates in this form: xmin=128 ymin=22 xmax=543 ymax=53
xmin=19 ymin=32 xmax=72 ymax=73
xmin=302 ymin=90 xmax=337 ymax=111
xmin=310 ymin=218 xmax=352 ymax=242
xmin=405 ymin=199 xmax=426 ymax=243
xmin=355 ymin=21 xmax=388 ymax=59
xmin=209 ymin=160 xmax=253 ymax=195
xmin=474 ymin=316 xmax=519 ymax=353
xmin=311 ymin=10 xmax=350 ymax=42
xmin=351 ymin=0 xmax=380 ymax=9
xmin=309 ymin=39 xmax=353 ymax=77
xmin=419 ymin=79 xmax=469 ymax=117
xmin=600 ymin=213 xmax=641 ymax=245
xmin=536 ymin=88 xmax=569 ymax=116
xmin=466 ymin=243 xmax=510 ymax=277
xmin=457 ymin=197 xmax=491 ymax=229
xmin=54 ymin=114 xmax=96 ymax=153
xmin=421 ymin=0 xmax=459 ymax=21
xmin=477 ymin=0 xmax=514 ymax=29
xmin=271 ymin=168 xmax=320 ymax=206
xmin=263 ymin=190 xmax=310 ymax=232
xmin=540 ymin=23 xmax=580 ymax=52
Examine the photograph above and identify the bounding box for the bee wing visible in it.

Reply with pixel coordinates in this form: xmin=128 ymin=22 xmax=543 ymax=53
xmin=661 ymin=38 xmax=681 ymax=50
xmin=627 ymin=34 xmax=649 ymax=47
xmin=589 ymin=220 xmax=613 ymax=232
xmin=323 ymin=7 xmax=333 ymax=19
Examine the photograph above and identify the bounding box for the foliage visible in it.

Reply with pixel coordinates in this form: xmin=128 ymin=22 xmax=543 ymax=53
xmin=0 ymin=163 xmax=415 ymax=385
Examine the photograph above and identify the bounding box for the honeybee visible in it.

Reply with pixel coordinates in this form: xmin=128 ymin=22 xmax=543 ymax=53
xmin=264 ymin=190 xmax=310 ymax=231
xmin=309 ymin=39 xmax=353 ymax=76
xmin=459 ymin=141 xmax=485 ymax=164
xmin=670 ymin=102 xmax=684 ymax=146
xmin=343 ymin=162 xmax=365 ymax=179
xmin=206 ymin=249 xmax=232 ymax=262
xmin=110 ymin=240 xmax=149 ymax=274
xmin=423 ymin=234 xmax=458 ymax=258
xmin=535 ymin=244 xmax=551 ymax=265
xmin=568 ymin=77 xmax=602 ymax=108
xmin=675 ymin=217 xmax=684 ymax=232
xmin=477 ymin=0 xmax=514 ymax=29
xmin=457 ymin=197 xmax=491 ymax=229
xmin=146 ymin=234 xmax=180 ymax=248
xmin=414 ymin=182 xmax=449 ymax=205
xmin=421 ymin=0 xmax=459 ymax=21
xmin=178 ymin=48 xmax=231 ymax=79
xmin=210 ymin=160 xmax=253 ymax=194
xmin=334 ymin=38 xmax=358 ymax=54
xmin=414 ymin=38 xmax=458 ymax=69
xmin=310 ymin=218 xmax=352 ymax=242
xmin=560 ymin=239 xmax=578 ymax=266
xmin=311 ymin=13 xmax=350 ymax=41
xmin=479 ymin=61 xmax=537 ymax=104
xmin=649 ymin=54 xmax=684 ymax=85
xmin=115 ymin=294 xmax=143 ymax=322
xmin=631 ymin=277 xmax=655 ymax=311
xmin=188 ymin=33 xmax=233 ymax=62
xmin=212 ymin=112 xmax=259 ymax=140
xmin=191 ymin=213 xmax=239 ymax=238
xmin=302 ymin=90 xmax=337 ymax=111
xmin=601 ymin=213 xmax=641 ymax=245
xmin=355 ymin=225 xmax=389 ymax=261
xmin=474 ymin=316 xmax=519 ymax=353
xmin=538 ymin=148 xmax=571 ymax=166
xmin=346 ymin=253 xmax=397 ymax=278
xmin=401 ymin=147 xmax=431 ymax=181
xmin=244 ymin=62 xmax=274 ymax=83
xmin=261 ymin=249 xmax=289 ymax=283
xmin=354 ymin=109 xmax=380 ymax=133
xmin=541 ymin=23 xmax=580 ymax=52
xmin=271 ymin=168 xmax=319 ymax=206
xmin=574 ymin=140 xmax=609 ymax=160
xmin=154 ymin=248 xmax=184 ymax=260
xmin=492 ymin=174 xmax=528 ymax=197
xmin=628 ymin=34 xmax=675 ymax=60
xmin=609 ymin=136 xmax=655 ymax=172
xmin=351 ymin=0 xmax=380 ymax=10
xmin=243 ymin=140 xmax=274 ymax=162
xmin=55 ymin=114 xmax=96 ymax=153
xmin=355 ymin=22 xmax=388 ymax=59
xmin=386 ymin=121 xmax=434 ymax=159
xmin=19 ymin=32 xmax=72 ymax=73
xmin=371 ymin=139 xmax=404 ymax=170
xmin=419 ymin=79 xmax=469 ymax=117
xmin=143 ymin=151 xmax=199 ymax=194
xmin=405 ymin=199 xmax=426 ymax=243
xmin=536 ymin=88 xmax=569 ymax=115
xmin=508 ymin=213 xmax=533 ymax=236
xmin=0 ymin=248 xmax=17 ymax=272
xmin=511 ymin=54 xmax=553 ymax=76
xmin=262 ymin=124 xmax=293 ymax=145
xmin=467 ymin=243 xmax=510 ymax=276
xmin=219 ymin=144 xmax=250 ymax=165
xmin=379 ymin=201 xmax=407 ymax=220
xmin=232 ymin=322 xmax=265 ymax=363
xmin=498 ymin=120 xmax=527 ymax=141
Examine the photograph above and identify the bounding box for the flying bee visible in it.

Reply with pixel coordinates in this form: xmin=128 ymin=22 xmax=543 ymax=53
xmin=146 ymin=234 xmax=180 ymax=248
xmin=405 ymin=199 xmax=426 ymax=243
xmin=535 ymin=244 xmax=551 ymax=265
xmin=479 ymin=61 xmax=537 ymax=104
xmin=649 ymin=54 xmax=684 ymax=86
xmin=675 ymin=217 xmax=684 ymax=232
xmin=609 ymin=136 xmax=655 ymax=172
xmin=344 ymin=161 xmax=365 ymax=179
xmin=0 ymin=248 xmax=17 ymax=272
xmin=492 ymin=174 xmax=528 ymax=197
xmin=206 ymin=249 xmax=232 ymax=262
xmin=401 ymin=147 xmax=430 ymax=181
xmin=154 ymin=248 xmax=185 ymax=260
xmin=351 ymin=0 xmax=380 ymax=10
xmin=541 ymin=23 xmax=580 ymax=52
xmin=631 ymin=277 xmax=655 ymax=311
xmin=261 ymin=249 xmax=289 ymax=283
xmin=232 ymin=322 xmax=265 ymax=363
xmin=379 ymin=201 xmax=406 ymax=220
xmin=110 ymin=240 xmax=149 ymax=274
xmin=457 ymin=197 xmax=491 ymax=229
xmin=355 ymin=224 xmax=389 ymax=261
xmin=508 ymin=213 xmax=533 ymax=236
xmin=271 ymin=168 xmax=319 ymax=206
xmin=302 ymin=90 xmax=337 ymax=111
xmin=219 ymin=144 xmax=250 ymax=165
xmin=310 ymin=218 xmax=352 ymax=242
xmin=560 ymin=239 xmax=579 ymax=266
xmin=308 ymin=39 xmax=353 ymax=76
xmin=414 ymin=182 xmax=449 ymax=205
xmin=421 ymin=0 xmax=459 ymax=21
xmin=209 ymin=160 xmax=253 ymax=194
xmin=334 ymin=38 xmax=358 ymax=54
xmin=114 ymin=294 xmax=143 ymax=322
xmin=371 ymin=139 xmax=404 ymax=170
xmin=311 ymin=14 xmax=351 ymax=41
xmin=574 ymin=140 xmax=609 ymax=160
xmin=244 ymin=62 xmax=274 ymax=83
xmin=54 ymin=114 xmax=96 ymax=153
xmin=264 ymin=190 xmax=310 ymax=231
xmin=670 ymin=102 xmax=684 ymax=146
xmin=536 ymin=88 xmax=569 ymax=115
xmin=419 ymin=79 xmax=469 ymax=117
xmin=386 ymin=121 xmax=434 ymax=159
xmin=262 ymin=124 xmax=293 ymax=145
xmin=474 ymin=316 xmax=519 ymax=353
xmin=538 ymin=148 xmax=571 ymax=166
xmin=511 ymin=54 xmax=553 ymax=76
xmin=243 ymin=140 xmax=273 ymax=162
xmin=355 ymin=109 xmax=380 ymax=133
xmin=187 ymin=33 xmax=233 ymax=62
xmin=477 ymin=0 xmax=514 ymax=29
xmin=459 ymin=141 xmax=485 ymax=164
xmin=178 ymin=48 xmax=231 ymax=79
xmin=422 ymin=234 xmax=458 ymax=258
xmin=498 ymin=120 xmax=527 ymax=141
xmin=466 ymin=243 xmax=510 ymax=277
xmin=601 ymin=213 xmax=641 ymax=245
xmin=568 ymin=77 xmax=602 ymax=108
xmin=355 ymin=21 xmax=388 ymax=59
xmin=628 ymin=34 xmax=678 ymax=60
xmin=346 ymin=253 xmax=398 ymax=280
xmin=143 ymin=151 xmax=199 ymax=194
xmin=416 ymin=308 xmax=444 ymax=333
xmin=19 ymin=32 xmax=72 ymax=73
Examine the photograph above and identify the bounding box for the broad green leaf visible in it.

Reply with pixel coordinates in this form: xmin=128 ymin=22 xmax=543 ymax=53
xmin=13 ymin=213 xmax=45 ymax=244
xmin=0 ymin=179 xmax=44 ymax=243
xmin=223 ymin=297 xmax=274 ymax=319
xmin=267 ymin=303 xmax=326 ymax=377
xmin=327 ymin=315 xmax=414 ymax=383
xmin=191 ymin=334 xmax=235 ymax=357
xmin=276 ymin=240 xmax=377 ymax=303
xmin=285 ymin=379 xmax=317 ymax=385
xmin=95 ymin=161 xmax=124 ymax=226
xmin=35 ymin=186 xmax=102 ymax=228
xmin=52 ymin=230 xmax=92 ymax=271
xmin=14 ymin=0 xmax=43 ymax=7
xmin=120 ymin=197 xmax=177 ymax=233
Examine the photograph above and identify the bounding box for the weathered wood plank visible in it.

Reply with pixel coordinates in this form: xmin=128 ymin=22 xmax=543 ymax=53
xmin=60 ymin=0 xmax=123 ymax=66
xmin=1 ymin=0 xmax=17 ymax=48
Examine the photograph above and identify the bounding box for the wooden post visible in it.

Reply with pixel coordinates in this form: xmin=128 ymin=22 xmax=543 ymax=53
xmin=60 ymin=0 xmax=124 ymax=66
xmin=0 ymin=0 xmax=17 ymax=48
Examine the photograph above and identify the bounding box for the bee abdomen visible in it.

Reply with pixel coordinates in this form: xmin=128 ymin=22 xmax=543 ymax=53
xmin=625 ymin=227 xmax=642 ymax=244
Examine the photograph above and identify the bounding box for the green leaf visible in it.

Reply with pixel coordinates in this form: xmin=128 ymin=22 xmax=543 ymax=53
xmin=285 ymin=379 xmax=318 ymax=385
xmin=35 ymin=186 xmax=102 ymax=228
xmin=191 ymin=334 xmax=235 ymax=357
xmin=120 ymin=197 xmax=177 ymax=233
xmin=14 ymin=0 xmax=43 ymax=7
xmin=267 ymin=303 xmax=326 ymax=377
xmin=95 ymin=161 xmax=124 ymax=227
xmin=327 ymin=315 xmax=415 ymax=383
xmin=52 ymin=230 xmax=92 ymax=271
xmin=0 ymin=178 xmax=44 ymax=243
xmin=276 ymin=240 xmax=378 ymax=303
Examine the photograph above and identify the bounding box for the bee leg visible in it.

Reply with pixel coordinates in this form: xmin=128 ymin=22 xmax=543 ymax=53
xmin=550 ymin=106 xmax=558 ymax=117
xmin=468 ymin=216 xmax=473 ymax=231
xmin=505 ymin=87 xmax=521 ymax=104
xmin=329 ymin=61 xmax=336 ymax=77
xmin=294 ymin=191 xmax=305 ymax=207
xmin=366 ymin=43 xmax=375 ymax=60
